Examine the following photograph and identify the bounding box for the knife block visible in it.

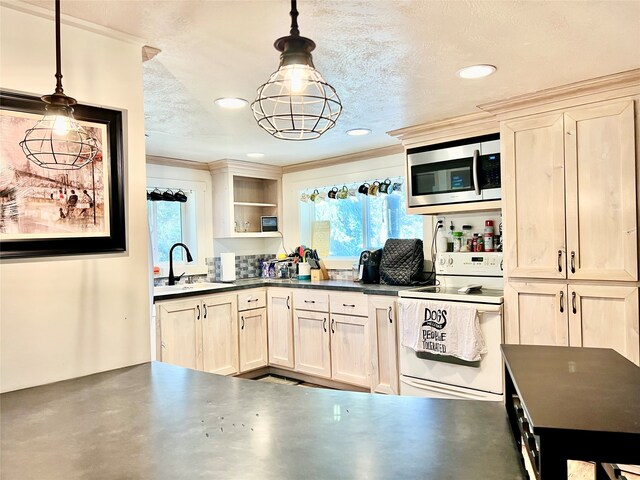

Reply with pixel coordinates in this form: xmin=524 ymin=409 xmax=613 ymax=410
xmin=311 ymin=261 xmax=330 ymax=281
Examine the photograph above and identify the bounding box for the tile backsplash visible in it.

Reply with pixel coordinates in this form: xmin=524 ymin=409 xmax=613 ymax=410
xmin=206 ymin=254 xmax=271 ymax=282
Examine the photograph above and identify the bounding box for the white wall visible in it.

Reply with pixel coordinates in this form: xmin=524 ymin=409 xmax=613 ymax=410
xmin=282 ymin=152 xmax=429 ymax=269
xmin=0 ymin=4 xmax=150 ymax=392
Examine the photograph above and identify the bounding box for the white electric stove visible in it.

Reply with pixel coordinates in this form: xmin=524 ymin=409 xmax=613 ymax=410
xmin=398 ymin=252 xmax=504 ymax=401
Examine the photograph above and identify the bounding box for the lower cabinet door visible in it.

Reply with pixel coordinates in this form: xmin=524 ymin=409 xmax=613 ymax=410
xmin=267 ymin=289 xmax=294 ymax=368
xmin=504 ymin=282 xmax=569 ymax=346
xmin=330 ymin=313 xmax=370 ymax=388
xmin=294 ymin=309 xmax=331 ymax=378
xmin=369 ymin=298 xmax=399 ymax=394
xmin=569 ymin=285 xmax=639 ymax=365
xmin=239 ymin=307 xmax=268 ymax=373
xmin=157 ymin=299 xmax=201 ymax=370
xmin=201 ymin=294 xmax=239 ymax=376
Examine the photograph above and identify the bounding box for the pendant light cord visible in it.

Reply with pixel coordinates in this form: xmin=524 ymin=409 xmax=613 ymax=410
xmin=54 ymin=0 xmax=64 ymax=95
xmin=289 ymin=0 xmax=299 ymax=36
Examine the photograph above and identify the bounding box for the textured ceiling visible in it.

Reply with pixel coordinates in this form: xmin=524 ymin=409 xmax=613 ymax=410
xmin=21 ymin=0 xmax=640 ymax=166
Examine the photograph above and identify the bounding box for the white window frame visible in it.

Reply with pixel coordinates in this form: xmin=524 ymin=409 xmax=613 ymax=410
xmin=299 ymin=182 xmax=425 ymax=269
xmin=147 ymin=177 xmax=212 ymax=277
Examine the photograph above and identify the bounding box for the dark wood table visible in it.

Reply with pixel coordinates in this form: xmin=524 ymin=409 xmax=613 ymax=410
xmin=502 ymin=345 xmax=640 ymax=480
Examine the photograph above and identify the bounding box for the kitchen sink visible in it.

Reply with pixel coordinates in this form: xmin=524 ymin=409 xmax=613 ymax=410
xmin=153 ymin=282 xmax=230 ymax=296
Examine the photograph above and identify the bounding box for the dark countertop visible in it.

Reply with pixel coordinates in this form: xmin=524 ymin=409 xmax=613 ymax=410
xmin=0 ymin=362 xmax=525 ymax=480
xmin=502 ymin=344 xmax=640 ymax=435
xmin=154 ymin=277 xmax=408 ymax=302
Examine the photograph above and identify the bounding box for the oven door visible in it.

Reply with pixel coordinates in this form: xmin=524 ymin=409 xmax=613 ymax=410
xmin=398 ymin=303 xmax=503 ymax=396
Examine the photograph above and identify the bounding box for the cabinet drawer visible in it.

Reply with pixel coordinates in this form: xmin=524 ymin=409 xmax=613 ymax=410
xmin=330 ymin=293 xmax=368 ymax=317
xmin=237 ymin=289 xmax=266 ymax=311
xmin=293 ymin=290 xmax=329 ymax=312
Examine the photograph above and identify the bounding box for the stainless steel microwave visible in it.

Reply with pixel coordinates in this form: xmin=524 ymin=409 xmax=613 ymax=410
xmin=407 ymin=133 xmax=500 ymax=207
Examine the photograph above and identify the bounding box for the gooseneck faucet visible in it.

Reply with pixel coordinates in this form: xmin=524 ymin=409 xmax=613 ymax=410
xmin=168 ymin=242 xmax=194 ymax=285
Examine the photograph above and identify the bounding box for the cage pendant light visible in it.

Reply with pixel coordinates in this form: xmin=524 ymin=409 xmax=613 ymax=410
xmin=251 ymin=0 xmax=342 ymax=141
xmin=19 ymin=0 xmax=98 ymax=170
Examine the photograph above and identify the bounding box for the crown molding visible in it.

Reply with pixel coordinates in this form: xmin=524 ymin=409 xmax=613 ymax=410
xmin=1 ymin=0 xmax=147 ymax=46
xmin=282 ymin=144 xmax=403 ymax=174
xmin=387 ymin=111 xmax=498 ymax=148
xmin=146 ymin=155 xmax=209 ymax=171
xmin=208 ymin=159 xmax=283 ymax=178
xmin=478 ymin=68 xmax=640 ymax=116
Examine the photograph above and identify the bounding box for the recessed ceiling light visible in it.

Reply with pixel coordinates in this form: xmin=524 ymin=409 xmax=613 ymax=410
xmin=246 ymin=153 xmax=264 ymax=158
xmin=346 ymin=128 xmax=371 ymax=136
xmin=457 ymin=64 xmax=497 ymax=79
xmin=214 ymin=97 xmax=248 ymax=109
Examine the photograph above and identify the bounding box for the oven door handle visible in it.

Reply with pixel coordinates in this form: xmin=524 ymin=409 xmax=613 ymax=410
xmin=472 ymin=149 xmax=480 ymax=195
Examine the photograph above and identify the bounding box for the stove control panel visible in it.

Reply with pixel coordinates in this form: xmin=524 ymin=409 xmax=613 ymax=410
xmin=436 ymin=252 xmax=504 ymax=277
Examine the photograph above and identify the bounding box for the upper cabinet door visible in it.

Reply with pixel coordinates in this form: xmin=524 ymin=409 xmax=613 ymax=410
xmin=564 ymin=100 xmax=638 ymax=281
xmin=502 ymin=113 xmax=567 ymax=279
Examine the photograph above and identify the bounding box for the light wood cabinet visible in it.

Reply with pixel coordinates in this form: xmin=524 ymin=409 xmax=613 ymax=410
xmin=157 ymin=298 xmax=201 ymax=370
xmin=210 ymin=160 xmax=282 ymax=239
xmin=330 ymin=313 xmax=370 ymax=388
xmin=158 ymin=293 xmax=238 ymax=375
xmin=267 ymin=289 xmax=294 ymax=368
xmin=564 ymin=101 xmax=637 ymax=282
xmin=239 ymin=307 xmax=268 ymax=372
xmin=568 ymin=285 xmax=639 ymax=365
xmin=502 ymin=99 xmax=637 ymax=282
xmin=201 ymin=294 xmax=239 ymax=375
xmin=504 ymin=282 xmax=569 ymax=347
xmin=293 ymin=309 xmax=331 ymax=378
xmin=368 ymin=297 xmax=399 ymax=395
xmin=502 ymin=113 xmax=566 ymax=279
xmin=506 ymin=282 xmax=640 ymax=365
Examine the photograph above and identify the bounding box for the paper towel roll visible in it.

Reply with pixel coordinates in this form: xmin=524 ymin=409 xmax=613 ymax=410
xmin=221 ymin=252 xmax=236 ymax=282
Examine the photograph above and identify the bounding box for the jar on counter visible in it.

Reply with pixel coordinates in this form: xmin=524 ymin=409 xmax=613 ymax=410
xmin=476 ymin=236 xmax=484 ymax=252
xmin=462 ymin=225 xmax=473 ymax=252
xmin=452 ymin=231 xmax=463 ymax=252
xmin=472 ymin=234 xmax=479 ymax=252
xmin=484 ymin=220 xmax=494 ymax=252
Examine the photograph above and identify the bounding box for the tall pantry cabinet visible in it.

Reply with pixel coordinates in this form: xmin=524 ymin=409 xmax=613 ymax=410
xmin=488 ymin=75 xmax=640 ymax=365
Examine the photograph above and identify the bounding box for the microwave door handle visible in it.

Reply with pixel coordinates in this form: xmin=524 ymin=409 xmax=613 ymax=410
xmin=472 ymin=149 xmax=480 ymax=195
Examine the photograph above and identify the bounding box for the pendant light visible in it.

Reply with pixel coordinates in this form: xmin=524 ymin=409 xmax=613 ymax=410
xmin=251 ymin=0 xmax=342 ymax=141
xmin=19 ymin=0 xmax=98 ymax=170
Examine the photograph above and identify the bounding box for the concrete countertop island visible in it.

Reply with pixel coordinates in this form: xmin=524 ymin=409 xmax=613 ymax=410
xmin=1 ymin=362 xmax=524 ymax=479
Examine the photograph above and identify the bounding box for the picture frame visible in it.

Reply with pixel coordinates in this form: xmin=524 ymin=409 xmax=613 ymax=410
xmin=0 ymin=91 xmax=125 ymax=259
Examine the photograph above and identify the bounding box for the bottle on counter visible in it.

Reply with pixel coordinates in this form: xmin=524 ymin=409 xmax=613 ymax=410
xmin=477 ymin=236 xmax=484 ymax=252
xmin=452 ymin=231 xmax=463 ymax=252
xmin=448 ymin=222 xmax=455 ymax=252
xmin=462 ymin=225 xmax=473 ymax=252
xmin=472 ymin=233 xmax=479 ymax=252
xmin=437 ymin=227 xmax=448 ymax=253
xmin=484 ymin=220 xmax=494 ymax=252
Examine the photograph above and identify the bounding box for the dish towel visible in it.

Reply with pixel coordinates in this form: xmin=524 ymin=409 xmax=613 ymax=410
xmin=398 ymin=298 xmax=487 ymax=362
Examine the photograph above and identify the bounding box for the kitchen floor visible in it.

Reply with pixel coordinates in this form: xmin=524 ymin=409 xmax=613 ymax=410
xmin=256 ymin=375 xmax=329 ymax=389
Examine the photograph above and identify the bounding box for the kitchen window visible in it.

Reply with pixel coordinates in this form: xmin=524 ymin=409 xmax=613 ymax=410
xmin=147 ymin=193 xmax=195 ymax=264
xmin=300 ymin=180 xmax=424 ymax=258
xmin=146 ymin=175 xmax=213 ymax=276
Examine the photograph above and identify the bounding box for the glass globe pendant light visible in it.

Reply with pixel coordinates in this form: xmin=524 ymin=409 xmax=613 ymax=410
xmin=19 ymin=0 xmax=98 ymax=170
xmin=251 ymin=0 xmax=342 ymax=141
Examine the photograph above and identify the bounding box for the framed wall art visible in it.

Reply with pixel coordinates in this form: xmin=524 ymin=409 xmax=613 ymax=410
xmin=0 ymin=91 xmax=125 ymax=258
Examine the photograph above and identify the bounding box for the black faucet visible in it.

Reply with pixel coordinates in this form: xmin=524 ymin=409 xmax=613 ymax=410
xmin=168 ymin=242 xmax=193 ymax=285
